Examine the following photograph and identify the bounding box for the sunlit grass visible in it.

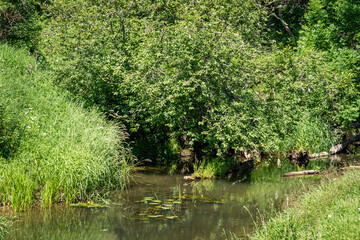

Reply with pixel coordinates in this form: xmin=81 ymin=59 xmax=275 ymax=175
xmin=0 ymin=44 xmax=133 ymax=211
xmin=250 ymin=170 xmax=360 ymax=239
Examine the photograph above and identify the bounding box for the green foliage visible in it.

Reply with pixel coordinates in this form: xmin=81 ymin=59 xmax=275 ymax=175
xmin=192 ymin=156 xmax=236 ymax=178
xmin=0 ymin=44 xmax=132 ymax=210
xmin=282 ymin=114 xmax=338 ymax=154
xmin=193 ymin=160 xmax=217 ymax=179
xmin=40 ymin=0 xmax=358 ymax=166
xmin=38 ymin=0 xmax=355 ymax=165
xmin=0 ymin=104 xmax=21 ymax=159
xmin=299 ymin=0 xmax=360 ymax=51
xmin=297 ymin=0 xmax=360 ymax=127
xmin=39 ymin=0 xmax=266 ymax=160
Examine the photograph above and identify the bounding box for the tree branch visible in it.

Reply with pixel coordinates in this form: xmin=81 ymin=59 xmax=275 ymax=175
xmin=271 ymin=12 xmax=294 ymax=38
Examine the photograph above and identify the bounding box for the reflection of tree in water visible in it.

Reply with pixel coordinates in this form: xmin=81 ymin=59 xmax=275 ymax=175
xmin=190 ymin=179 xmax=215 ymax=196
xmin=8 ymin=168 xmax=322 ymax=240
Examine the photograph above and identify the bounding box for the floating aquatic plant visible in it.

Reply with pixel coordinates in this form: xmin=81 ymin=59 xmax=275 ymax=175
xmin=131 ymin=191 xmax=225 ymax=222
xmin=69 ymin=202 xmax=107 ymax=208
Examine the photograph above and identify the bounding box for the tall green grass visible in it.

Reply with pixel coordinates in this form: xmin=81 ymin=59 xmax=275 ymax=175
xmin=250 ymin=170 xmax=360 ymax=239
xmin=0 ymin=44 xmax=132 ymax=210
xmin=283 ymin=114 xmax=338 ymax=154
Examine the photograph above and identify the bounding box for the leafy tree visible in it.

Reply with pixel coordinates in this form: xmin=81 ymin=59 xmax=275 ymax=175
xmin=298 ymin=0 xmax=360 ymax=126
xmin=39 ymin=0 xmax=359 ymax=168
xmin=41 ymin=0 xmax=271 ymax=160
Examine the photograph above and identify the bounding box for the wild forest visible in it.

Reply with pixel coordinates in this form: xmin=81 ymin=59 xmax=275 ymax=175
xmin=0 ymin=0 xmax=359 ymax=239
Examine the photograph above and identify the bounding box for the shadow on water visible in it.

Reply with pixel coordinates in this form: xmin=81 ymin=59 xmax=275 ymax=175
xmin=4 ymin=154 xmax=360 ymax=240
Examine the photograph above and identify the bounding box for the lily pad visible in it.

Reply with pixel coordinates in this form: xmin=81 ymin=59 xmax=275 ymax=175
xmin=144 ymin=197 xmax=154 ymax=200
xmin=69 ymin=203 xmax=107 ymax=208
xmin=148 ymin=215 xmax=163 ymax=218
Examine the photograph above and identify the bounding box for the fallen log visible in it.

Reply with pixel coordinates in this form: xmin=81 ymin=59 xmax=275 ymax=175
xmin=183 ymin=175 xmax=201 ymax=180
xmin=309 ymin=152 xmax=329 ymax=159
xmin=184 ymin=176 xmax=194 ymax=180
xmin=281 ymin=170 xmax=319 ymax=177
xmin=308 ymin=132 xmax=360 ymax=158
xmin=330 ymin=134 xmax=360 ymax=155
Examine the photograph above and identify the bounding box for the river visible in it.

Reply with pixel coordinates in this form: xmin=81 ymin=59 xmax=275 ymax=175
xmin=5 ymin=155 xmax=360 ymax=240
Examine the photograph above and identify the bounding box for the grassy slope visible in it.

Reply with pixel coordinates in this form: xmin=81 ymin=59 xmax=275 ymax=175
xmin=250 ymin=170 xmax=360 ymax=239
xmin=0 ymin=44 xmax=131 ymax=211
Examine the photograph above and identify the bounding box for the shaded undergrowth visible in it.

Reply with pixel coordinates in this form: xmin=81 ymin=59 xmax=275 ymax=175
xmin=0 ymin=44 xmax=133 ymax=211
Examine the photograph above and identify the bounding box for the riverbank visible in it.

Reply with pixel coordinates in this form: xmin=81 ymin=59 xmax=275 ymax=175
xmin=250 ymin=169 xmax=360 ymax=239
xmin=0 ymin=44 xmax=132 ymax=211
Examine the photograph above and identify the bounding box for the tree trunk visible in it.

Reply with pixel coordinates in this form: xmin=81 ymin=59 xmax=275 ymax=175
xmin=309 ymin=152 xmax=329 ymax=158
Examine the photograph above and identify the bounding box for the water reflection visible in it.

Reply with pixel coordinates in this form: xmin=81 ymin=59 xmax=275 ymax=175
xmin=5 ymin=168 xmax=321 ymax=240
xmin=9 ymin=154 xmax=360 ymax=240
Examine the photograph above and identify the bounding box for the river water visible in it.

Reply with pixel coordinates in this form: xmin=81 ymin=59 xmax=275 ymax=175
xmin=6 ymin=155 xmax=360 ymax=240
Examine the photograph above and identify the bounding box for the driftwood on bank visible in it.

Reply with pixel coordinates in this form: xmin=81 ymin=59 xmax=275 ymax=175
xmin=281 ymin=170 xmax=319 ymax=177
xmin=309 ymin=152 xmax=329 ymax=159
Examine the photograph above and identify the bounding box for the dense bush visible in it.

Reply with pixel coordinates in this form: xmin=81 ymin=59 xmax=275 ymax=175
xmin=41 ymin=0 xmax=269 ymax=161
xmin=39 ymin=0 xmax=359 ymax=166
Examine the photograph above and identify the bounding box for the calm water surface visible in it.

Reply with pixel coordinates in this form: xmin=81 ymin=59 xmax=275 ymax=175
xmin=7 ymin=155 xmax=360 ymax=240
